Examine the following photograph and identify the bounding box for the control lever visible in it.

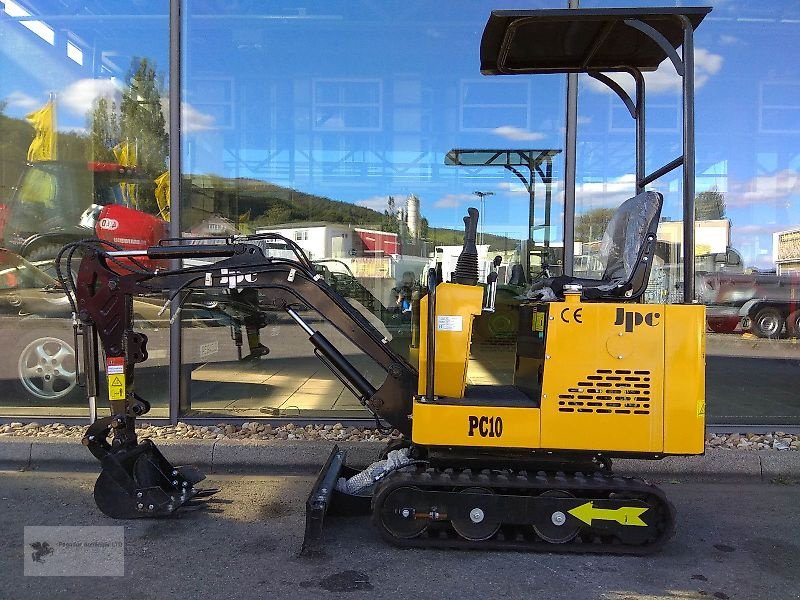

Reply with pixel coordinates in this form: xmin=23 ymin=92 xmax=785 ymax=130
xmin=483 ymin=255 xmax=502 ymax=313
xmin=483 ymin=273 xmax=498 ymax=313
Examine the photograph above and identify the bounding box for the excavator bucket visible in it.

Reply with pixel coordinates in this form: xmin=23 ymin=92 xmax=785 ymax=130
xmin=89 ymin=436 xmax=218 ymax=519
xmin=300 ymin=445 xmax=371 ymax=556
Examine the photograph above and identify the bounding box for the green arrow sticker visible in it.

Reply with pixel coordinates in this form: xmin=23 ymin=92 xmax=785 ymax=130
xmin=568 ymin=501 xmax=648 ymax=527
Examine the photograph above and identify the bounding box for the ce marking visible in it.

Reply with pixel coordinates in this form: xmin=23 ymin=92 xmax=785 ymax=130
xmin=560 ymin=307 xmax=583 ymax=324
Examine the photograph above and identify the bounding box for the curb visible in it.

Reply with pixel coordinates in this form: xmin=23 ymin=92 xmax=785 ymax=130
xmin=2 ymin=437 xmax=800 ymax=480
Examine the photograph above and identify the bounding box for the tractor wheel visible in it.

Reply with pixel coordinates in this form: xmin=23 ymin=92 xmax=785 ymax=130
xmin=25 ymin=243 xmax=67 ymax=280
xmin=750 ymin=307 xmax=785 ymax=339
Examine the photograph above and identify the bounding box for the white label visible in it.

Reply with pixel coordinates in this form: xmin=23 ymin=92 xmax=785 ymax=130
xmin=437 ymin=315 xmax=463 ymax=332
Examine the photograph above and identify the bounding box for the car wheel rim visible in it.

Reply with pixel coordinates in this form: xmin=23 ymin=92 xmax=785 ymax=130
xmin=17 ymin=337 xmax=77 ymax=400
xmin=758 ymin=315 xmax=780 ymax=335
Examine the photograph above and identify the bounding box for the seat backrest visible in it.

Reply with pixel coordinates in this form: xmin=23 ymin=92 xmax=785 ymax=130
xmin=599 ymin=191 xmax=663 ymax=284
xmin=508 ymin=263 xmax=526 ymax=286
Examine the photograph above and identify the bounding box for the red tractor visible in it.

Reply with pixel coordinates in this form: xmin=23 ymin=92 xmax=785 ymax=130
xmin=0 ymin=160 xmax=168 ymax=270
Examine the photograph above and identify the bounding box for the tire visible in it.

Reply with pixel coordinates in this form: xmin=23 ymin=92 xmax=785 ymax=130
xmin=13 ymin=329 xmax=80 ymax=403
xmin=25 ymin=242 xmax=63 ymax=262
xmin=787 ymin=309 xmax=800 ymax=338
xmin=25 ymin=242 xmax=68 ymax=280
xmin=750 ymin=307 xmax=785 ymax=339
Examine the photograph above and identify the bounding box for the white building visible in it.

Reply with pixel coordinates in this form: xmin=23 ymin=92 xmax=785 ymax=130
xmin=774 ymin=227 xmax=800 ymax=275
xmin=657 ymin=219 xmax=731 ymax=256
xmin=256 ymin=222 xmax=399 ymax=261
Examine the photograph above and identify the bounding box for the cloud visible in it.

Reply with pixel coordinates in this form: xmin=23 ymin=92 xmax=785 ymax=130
xmin=433 ymin=193 xmax=475 ymax=209
xmin=496 ymin=181 xmax=528 ymax=194
xmin=733 ymin=223 xmax=793 ymax=236
xmin=4 ymin=91 xmax=39 ymax=111
xmin=356 ymin=196 xmax=391 ymax=211
xmin=726 ymin=170 xmax=799 ymax=207
xmin=719 ymin=34 xmax=741 ymax=46
xmin=491 ymin=125 xmax=545 ymax=141
xmin=181 ymin=102 xmax=215 ymax=133
xmin=59 ymin=78 xmax=122 ymax=115
xmin=573 ymin=174 xmax=643 ymax=209
xmin=585 ymin=48 xmax=723 ymax=96
xmin=159 ymin=99 xmax=216 ymax=133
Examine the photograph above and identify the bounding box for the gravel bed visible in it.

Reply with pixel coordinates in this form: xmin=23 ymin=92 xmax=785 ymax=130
xmin=0 ymin=421 xmax=400 ymax=443
xmin=0 ymin=422 xmax=798 ymax=450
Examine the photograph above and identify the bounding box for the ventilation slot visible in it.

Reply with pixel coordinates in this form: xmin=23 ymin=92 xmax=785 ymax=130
xmin=557 ymin=368 xmax=652 ymax=415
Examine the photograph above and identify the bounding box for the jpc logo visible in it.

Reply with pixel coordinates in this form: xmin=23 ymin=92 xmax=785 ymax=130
xmin=216 ymin=268 xmax=257 ymax=289
xmin=614 ymin=307 xmax=660 ymax=332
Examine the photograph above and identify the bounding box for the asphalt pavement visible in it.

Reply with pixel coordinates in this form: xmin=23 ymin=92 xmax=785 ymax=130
xmin=1 ymin=460 xmax=799 ymax=599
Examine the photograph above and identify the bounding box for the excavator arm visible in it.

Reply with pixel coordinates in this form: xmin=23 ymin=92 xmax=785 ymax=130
xmin=63 ymin=235 xmax=418 ymax=519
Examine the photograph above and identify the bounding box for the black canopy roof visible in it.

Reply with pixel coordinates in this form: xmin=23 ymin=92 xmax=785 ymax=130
xmin=481 ymin=7 xmax=711 ymax=75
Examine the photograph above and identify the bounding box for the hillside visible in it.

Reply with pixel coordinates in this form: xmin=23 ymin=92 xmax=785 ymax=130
xmin=188 ymin=174 xmax=390 ymax=229
xmin=187 ymin=175 xmax=521 ymax=251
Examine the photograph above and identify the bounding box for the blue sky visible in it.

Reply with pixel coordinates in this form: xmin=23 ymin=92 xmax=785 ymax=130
xmin=2 ymin=0 xmax=800 ymax=268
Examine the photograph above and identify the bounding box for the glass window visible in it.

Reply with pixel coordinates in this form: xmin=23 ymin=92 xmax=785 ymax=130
xmin=0 ymin=1 xmax=170 ymax=418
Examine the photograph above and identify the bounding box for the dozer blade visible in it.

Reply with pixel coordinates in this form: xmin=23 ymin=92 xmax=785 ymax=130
xmin=92 ymin=439 xmax=217 ymax=519
xmin=300 ymin=445 xmax=372 ymax=556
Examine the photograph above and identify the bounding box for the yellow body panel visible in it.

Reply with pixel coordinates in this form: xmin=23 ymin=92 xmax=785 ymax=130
xmin=418 ymin=282 xmax=484 ymax=398
xmin=412 ymin=288 xmax=705 ymax=457
xmin=663 ymin=304 xmax=706 ymax=454
xmin=412 ymin=399 xmax=540 ymax=448
xmin=539 ymin=301 xmax=666 ymax=453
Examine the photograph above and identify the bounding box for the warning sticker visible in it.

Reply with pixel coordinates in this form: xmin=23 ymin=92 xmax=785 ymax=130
xmin=108 ymin=374 xmax=126 ymax=401
xmin=106 ymin=357 xmax=124 ymax=375
xmin=533 ymin=312 xmax=545 ymax=332
xmin=437 ymin=315 xmax=463 ymax=332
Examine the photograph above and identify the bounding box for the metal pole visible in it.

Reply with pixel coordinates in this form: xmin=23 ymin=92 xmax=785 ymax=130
xmin=632 ymin=69 xmax=646 ymax=195
xmin=168 ymin=0 xmax=182 ymax=425
xmin=562 ymin=0 xmax=579 ymax=276
xmin=679 ymin=15 xmax=696 ymax=303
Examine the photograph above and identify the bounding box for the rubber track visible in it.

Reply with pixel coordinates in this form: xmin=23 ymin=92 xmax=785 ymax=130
xmin=371 ymin=467 xmax=676 ymax=554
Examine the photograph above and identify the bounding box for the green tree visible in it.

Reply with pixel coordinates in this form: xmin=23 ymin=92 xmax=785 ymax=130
xmin=695 ymin=188 xmax=726 ymax=220
xmin=89 ymin=97 xmax=119 ymax=162
xmin=383 ymin=195 xmax=399 ymax=233
xmin=575 ymin=207 xmax=616 ymax=242
xmin=87 ymin=57 xmax=168 ymax=215
xmin=419 ymin=216 xmax=429 ymax=239
xmin=87 ymin=58 xmax=168 ymax=174
xmin=119 ymin=57 xmax=168 ymax=176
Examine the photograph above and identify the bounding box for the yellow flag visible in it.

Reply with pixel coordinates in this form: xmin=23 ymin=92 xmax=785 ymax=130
xmin=113 ymin=141 xmax=138 ymax=208
xmin=113 ymin=142 xmax=135 ymax=167
xmin=154 ymin=171 xmax=170 ymax=221
xmin=25 ymin=100 xmax=57 ymax=162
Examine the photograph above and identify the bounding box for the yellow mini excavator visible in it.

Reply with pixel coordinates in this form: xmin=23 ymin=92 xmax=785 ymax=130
xmin=58 ymin=6 xmax=709 ymax=555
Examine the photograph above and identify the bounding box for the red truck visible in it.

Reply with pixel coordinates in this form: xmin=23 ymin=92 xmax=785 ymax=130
xmin=699 ymin=269 xmax=800 ymax=338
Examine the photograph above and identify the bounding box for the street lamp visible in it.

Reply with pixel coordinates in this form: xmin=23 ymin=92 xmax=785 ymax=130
xmin=473 ymin=190 xmax=494 ymax=245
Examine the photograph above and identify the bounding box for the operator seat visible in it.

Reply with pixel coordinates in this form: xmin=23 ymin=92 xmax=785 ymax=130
xmin=528 ymin=190 xmax=663 ymax=301
xmin=508 ymin=264 xmax=526 ymax=286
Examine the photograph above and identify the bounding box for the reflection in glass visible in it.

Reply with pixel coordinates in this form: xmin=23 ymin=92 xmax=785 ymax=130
xmin=0 ymin=2 xmax=170 ymax=416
